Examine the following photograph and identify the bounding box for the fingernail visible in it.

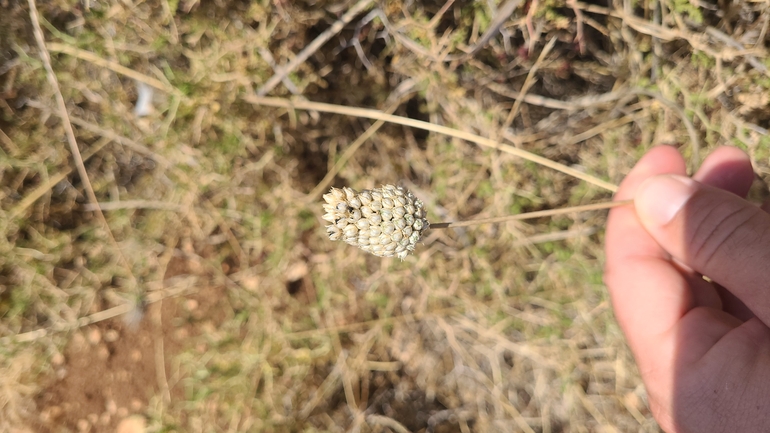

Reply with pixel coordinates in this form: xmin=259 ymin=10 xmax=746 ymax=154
xmin=635 ymin=175 xmax=698 ymax=227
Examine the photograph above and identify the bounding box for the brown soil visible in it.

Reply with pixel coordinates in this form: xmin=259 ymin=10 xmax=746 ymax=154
xmin=32 ymin=259 xmax=228 ymax=432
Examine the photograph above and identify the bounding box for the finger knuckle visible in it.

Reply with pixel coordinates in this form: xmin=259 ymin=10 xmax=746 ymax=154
xmin=686 ymin=197 xmax=760 ymax=269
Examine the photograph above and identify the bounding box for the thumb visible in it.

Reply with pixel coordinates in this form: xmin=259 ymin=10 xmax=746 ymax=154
xmin=634 ymin=174 xmax=770 ymax=324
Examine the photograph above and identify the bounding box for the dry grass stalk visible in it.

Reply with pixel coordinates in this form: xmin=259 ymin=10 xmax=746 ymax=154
xmin=27 ymin=0 xmax=137 ymax=286
xmin=246 ymin=95 xmax=620 ymax=192
xmin=0 ymin=278 xmax=197 ymax=345
xmin=46 ymin=42 xmax=181 ymax=95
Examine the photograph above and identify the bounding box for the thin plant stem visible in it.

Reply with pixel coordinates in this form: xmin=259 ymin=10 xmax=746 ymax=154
xmin=430 ymin=200 xmax=632 ymax=229
xmin=245 ymin=95 xmax=620 ymax=192
xmin=28 ymin=0 xmax=137 ymax=288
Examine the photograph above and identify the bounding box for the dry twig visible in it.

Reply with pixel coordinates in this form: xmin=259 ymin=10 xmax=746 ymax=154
xmin=256 ymin=0 xmax=375 ymax=96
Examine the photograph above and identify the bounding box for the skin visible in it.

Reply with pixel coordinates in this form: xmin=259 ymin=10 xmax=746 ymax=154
xmin=604 ymin=146 xmax=770 ymax=433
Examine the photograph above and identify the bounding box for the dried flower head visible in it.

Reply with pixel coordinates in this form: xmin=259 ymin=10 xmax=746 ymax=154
xmin=322 ymin=185 xmax=429 ymax=260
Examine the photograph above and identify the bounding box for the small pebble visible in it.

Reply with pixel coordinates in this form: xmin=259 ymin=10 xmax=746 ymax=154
xmin=70 ymin=333 xmax=87 ymax=351
xmin=130 ymin=399 xmax=143 ymax=412
xmin=117 ymin=416 xmax=146 ymax=433
xmin=40 ymin=406 xmax=62 ymax=423
xmin=51 ymin=352 xmax=65 ymax=366
xmin=104 ymin=329 xmax=120 ymax=342
xmin=87 ymin=328 xmax=102 ymax=345
xmin=76 ymin=419 xmax=89 ymax=432
xmin=106 ymin=399 xmax=117 ymax=415
xmin=130 ymin=349 xmax=142 ymax=362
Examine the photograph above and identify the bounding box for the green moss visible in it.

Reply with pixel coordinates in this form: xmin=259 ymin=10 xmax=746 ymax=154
xmin=554 ymin=246 xmax=572 ymax=262
xmin=691 ymin=51 xmax=715 ymax=69
xmin=541 ymin=241 xmax=555 ymax=254
xmin=298 ymin=209 xmax=316 ymax=231
xmin=535 ymin=325 xmax=562 ymax=339
xmin=669 ymin=0 xmax=704 ymax=23
xmin=210 ymin=133 xmax=242 ymax=171
xmin=367 ymin=292 xmax=389 ymax=310
xmin=476 ymin=179 xmax=494 ymax=199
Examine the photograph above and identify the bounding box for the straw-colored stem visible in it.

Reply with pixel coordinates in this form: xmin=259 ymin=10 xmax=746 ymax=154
xmin=430 ymin=200 xmax=632 ymax=229
xmin=245 ymin=95 xmax=620 ymax=192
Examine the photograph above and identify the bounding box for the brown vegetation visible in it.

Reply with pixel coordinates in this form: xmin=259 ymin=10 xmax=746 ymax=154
xmin=1 ymin=0 xmax=769 ymax=431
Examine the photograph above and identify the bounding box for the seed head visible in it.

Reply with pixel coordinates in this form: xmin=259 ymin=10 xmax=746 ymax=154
xmin=322 ymin=185 xmax=429 ymax=260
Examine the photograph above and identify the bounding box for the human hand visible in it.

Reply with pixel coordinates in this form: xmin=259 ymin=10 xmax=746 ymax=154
xmin=604 ymin=146 xmax=770 ymax=432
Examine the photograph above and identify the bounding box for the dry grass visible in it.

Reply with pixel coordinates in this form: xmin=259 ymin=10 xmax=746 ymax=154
xmin=1 ymin=0 xmax=769 ymax=431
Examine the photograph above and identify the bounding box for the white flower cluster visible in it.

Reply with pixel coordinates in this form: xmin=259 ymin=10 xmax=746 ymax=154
xmin=322 ymin=185 xmax=429 ymax=260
